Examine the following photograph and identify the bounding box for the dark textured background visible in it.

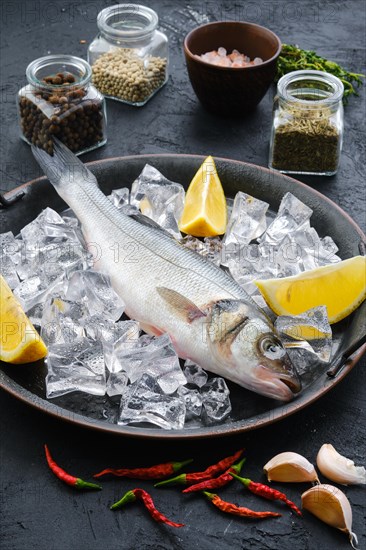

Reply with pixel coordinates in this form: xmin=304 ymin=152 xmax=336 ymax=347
xmin=0 ymin=1 xmax=365 ymax=549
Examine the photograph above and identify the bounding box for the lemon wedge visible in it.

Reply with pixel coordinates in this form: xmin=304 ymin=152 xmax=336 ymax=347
xmin=178 ymin=156 xmax=227 ymax=237
xmin=255 ymin=256 xmax=366 ymax=324
xmin=139 ymin=196 xmax=152 ymax=216
xmin=0 ymin=275 xmax=47 ymax=364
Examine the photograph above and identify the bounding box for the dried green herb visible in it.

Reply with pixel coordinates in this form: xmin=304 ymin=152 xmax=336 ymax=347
xmin=271 ymin=106 xmax=340 ymax=174
xmin=276 ymin=44 xmax=364 ymax=102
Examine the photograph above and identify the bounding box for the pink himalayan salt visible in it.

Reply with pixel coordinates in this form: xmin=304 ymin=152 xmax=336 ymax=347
xmin=196 ymin=48 xmax=263 ymax=68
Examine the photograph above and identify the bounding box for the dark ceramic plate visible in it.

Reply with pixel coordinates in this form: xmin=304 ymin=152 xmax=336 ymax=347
xmin=1 ymin=154 xmax=365 ymax=439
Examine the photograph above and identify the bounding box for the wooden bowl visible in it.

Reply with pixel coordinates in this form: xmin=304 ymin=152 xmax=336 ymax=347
xmin=184 ymin=21 xmax=281 ymax=115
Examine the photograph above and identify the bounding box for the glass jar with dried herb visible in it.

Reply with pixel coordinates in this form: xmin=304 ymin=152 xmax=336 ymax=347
xmin=17 ymin=55 xmax=107 ymax=155
xmin=88 ymin=4 xmax=169 ymax=106
xmin=269 ymin=70 xmax=344 ymax=175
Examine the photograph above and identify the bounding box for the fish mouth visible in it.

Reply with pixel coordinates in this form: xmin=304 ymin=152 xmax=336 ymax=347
xmin=253 ymin=365 xmax=302 ymax=401
xmin=279 ymin=375 xmax=302 ymax=395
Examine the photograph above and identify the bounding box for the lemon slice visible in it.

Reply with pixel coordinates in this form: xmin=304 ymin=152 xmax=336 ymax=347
xmin=255 ymin=256 xmax=366 ymax=324
xmin=178 ymin=156 xmax=227 ymax=237
xmin=0 ymin=275 xmax=47 ymax=364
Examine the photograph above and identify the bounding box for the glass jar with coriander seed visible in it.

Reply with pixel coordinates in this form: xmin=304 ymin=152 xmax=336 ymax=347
xmin=88 ymin=4 xmax=169 ymax=106
xmin=17 ymin=55 xmax=107 ymax=155
xmin=269 ymin=70 xmax=344 ymax=175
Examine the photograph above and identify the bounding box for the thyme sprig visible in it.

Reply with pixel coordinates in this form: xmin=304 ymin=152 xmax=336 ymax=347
xmin=276 ymin=44 xmax=364 ymax=102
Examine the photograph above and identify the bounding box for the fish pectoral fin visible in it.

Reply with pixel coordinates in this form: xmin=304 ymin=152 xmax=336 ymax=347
xmin=128 ymin=212 xmax=174 ymax=238
xmin=156 ymin=287 xmax=206 ymax=323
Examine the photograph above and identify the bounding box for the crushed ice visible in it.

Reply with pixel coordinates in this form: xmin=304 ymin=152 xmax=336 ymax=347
xmin=1 ymin=165 xmax=339 ymax=429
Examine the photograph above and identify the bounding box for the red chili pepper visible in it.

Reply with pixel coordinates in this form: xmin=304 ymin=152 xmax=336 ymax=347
xmin=182 ymin=457 xmax=246 ymax=493
xmin=230 ymin=472 xmax=302 ymax=516
xmin=111 ymin=488 xmax=184 ymax=528
xmin=94 ymin=458 xmax=193 ymax=480
xmin=203 ymin=491 xmax=281 ymax=519
xmin=155 ymin=449 xmax=244 ymax=488
xmin=44 ymin=444 xmax=101 ymax=490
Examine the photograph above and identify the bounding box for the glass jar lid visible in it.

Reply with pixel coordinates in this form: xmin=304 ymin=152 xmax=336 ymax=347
xmin=277 ymin=70 xmax=344 ymax=108
xmin=97 ymin=4 xmax=158 ymax=41
xmin=26 ymin=54 xmax=92 ymax=91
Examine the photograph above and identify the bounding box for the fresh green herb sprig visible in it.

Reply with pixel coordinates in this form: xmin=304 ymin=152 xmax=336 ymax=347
xmin=276 ymin=44 xmax=365 ymax=102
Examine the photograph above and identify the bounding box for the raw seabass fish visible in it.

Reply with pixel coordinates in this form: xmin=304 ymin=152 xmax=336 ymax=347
xmin=32 ymin=141 xmax=301 ymax=401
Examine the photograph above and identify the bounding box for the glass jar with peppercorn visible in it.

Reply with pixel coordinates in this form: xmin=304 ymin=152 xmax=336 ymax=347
xmin=269 ymin=70 xmax=344 ymax=176
xmin=88 ymin=4 xmax=169 ymax=106
xmin=17 ymin=54 xmax=107 ymax=155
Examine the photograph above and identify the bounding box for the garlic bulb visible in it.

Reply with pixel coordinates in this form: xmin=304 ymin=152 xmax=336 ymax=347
xmin=302 ymin=484 xmax=358 ymax=549
xmin=317 ymin=444 xmax=366 ymax=486
xmin=264 ymin=452 xmax=319 ymax=483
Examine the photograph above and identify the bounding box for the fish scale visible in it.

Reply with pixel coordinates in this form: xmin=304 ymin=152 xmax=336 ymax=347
xmin=32 ymin=140 xmax=302 ymax=401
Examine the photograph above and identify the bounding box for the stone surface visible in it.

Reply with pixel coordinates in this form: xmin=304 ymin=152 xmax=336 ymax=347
xmin=0 ymin=2 xmax=365 ymax=550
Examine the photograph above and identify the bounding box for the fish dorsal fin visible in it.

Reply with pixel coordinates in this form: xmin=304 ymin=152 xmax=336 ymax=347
xmin=157 ymin=287 xmax=206 ymax=323
xmin=129 ymin=212 xmax=174 ymax=238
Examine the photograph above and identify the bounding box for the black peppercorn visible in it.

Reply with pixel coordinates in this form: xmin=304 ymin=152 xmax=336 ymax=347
xmin=18 ymin=70 xmax=105 ymax=154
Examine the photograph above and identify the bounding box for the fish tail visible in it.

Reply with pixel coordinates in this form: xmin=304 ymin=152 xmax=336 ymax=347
xmin=31 ymin=138 xmax=98 ymax=200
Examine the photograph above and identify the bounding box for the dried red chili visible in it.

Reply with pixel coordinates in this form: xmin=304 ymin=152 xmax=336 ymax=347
xmin=203 ymin=491 xmax=281 ymax=519
xmin=94 ymin=459 xmax=193 ymax=480
xmin=155 ymin=449 xmax=244 ymax=488
xmin=44 ymin=444 xmax=101 ymax=490
xmin=111 ymin=488 xmax=184 ymax=528
xmin=182 ymin=457 xmax=246 ymax=493
xmin=230 ymin=472 xmax=302 ymax=516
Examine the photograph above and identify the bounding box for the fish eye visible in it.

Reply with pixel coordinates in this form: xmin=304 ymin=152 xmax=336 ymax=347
xmin=259 ymin=337 xmax=285 ymax=358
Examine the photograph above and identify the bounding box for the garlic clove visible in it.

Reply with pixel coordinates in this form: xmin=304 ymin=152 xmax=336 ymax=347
xmin=302 ymin=484 xmax=358 ymax=549
xmin=264 ymin=451 xmax=319 ymax=483
xmin=317 ymin=444 xmax=366 ymax=486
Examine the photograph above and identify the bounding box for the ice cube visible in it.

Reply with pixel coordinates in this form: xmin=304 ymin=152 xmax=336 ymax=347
xmin=41 ymin=297 xmax=88 ymax=346
xmin=226 ymin=244 xmax=273 ymax=292
xmin=118 ymin=333 xmax=186 ymax=394
xmin=66 ymin=270 xmax=125 ymax=321
xmin=118 ymin=373 xmax=186 ymax=430
xmin=102 ymin=320 xmax=140 ymax=372
xmin=83 ymin=315 xmax=118 ymax=342
xmin=26 ymin=302 xmax=45 ymax=327
xmin=275 ymin=306 xmax=332 ymax=363
xmin=13 ymin=275 xmax=57 ymax=312
xmin=0 ymin=231 xmax=21 ymax=262
xmin=61 ymin=208 xmax=79 ymax=226
xmin=283 ymin=345 xmax=327 ymax=378
xmin=316 ymin=236 xmax=341 ymax=266
xmin=110 ymin=187 xmax=129 ymax=209
xmin=183 ymin=361 xmax=208 ymax=388
xmin=1 ymin=255 xmax=19 ymax=289
xmin=285 ymin=225 xmax=340 ymax=271
xmin=43 ymin=221 xmax=80 ymax=241
xmin=223 ymin=192 xmax=269 ymax=247
xmin=137 ymin=334 xmax=155 ymax=348
xmin=106 ymin=371 xmax=129 ymax=397
xmin=201 ymin=378 xmax=232 ymax=425
xmin=178 ymin=386 xmax=203 ymax=419
xmin=130 ymin=164 xmax=185 ymax=239
xmin=270 ymin=239 xmax=306 ymax=278
xmin=46 ymin=338 xmax=106 ymax=398
xmin=41 ymin=242 xmax=86 ymax=281
xmin=16 ymin=240 xmax=85 ymax=283
xmin=260 ymin=193 xmax=313 ymax=245
xmin=179 ymin=387 xmax=203 ymax=420
xmin=20 ymin=207 xmax=64 ymax=244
